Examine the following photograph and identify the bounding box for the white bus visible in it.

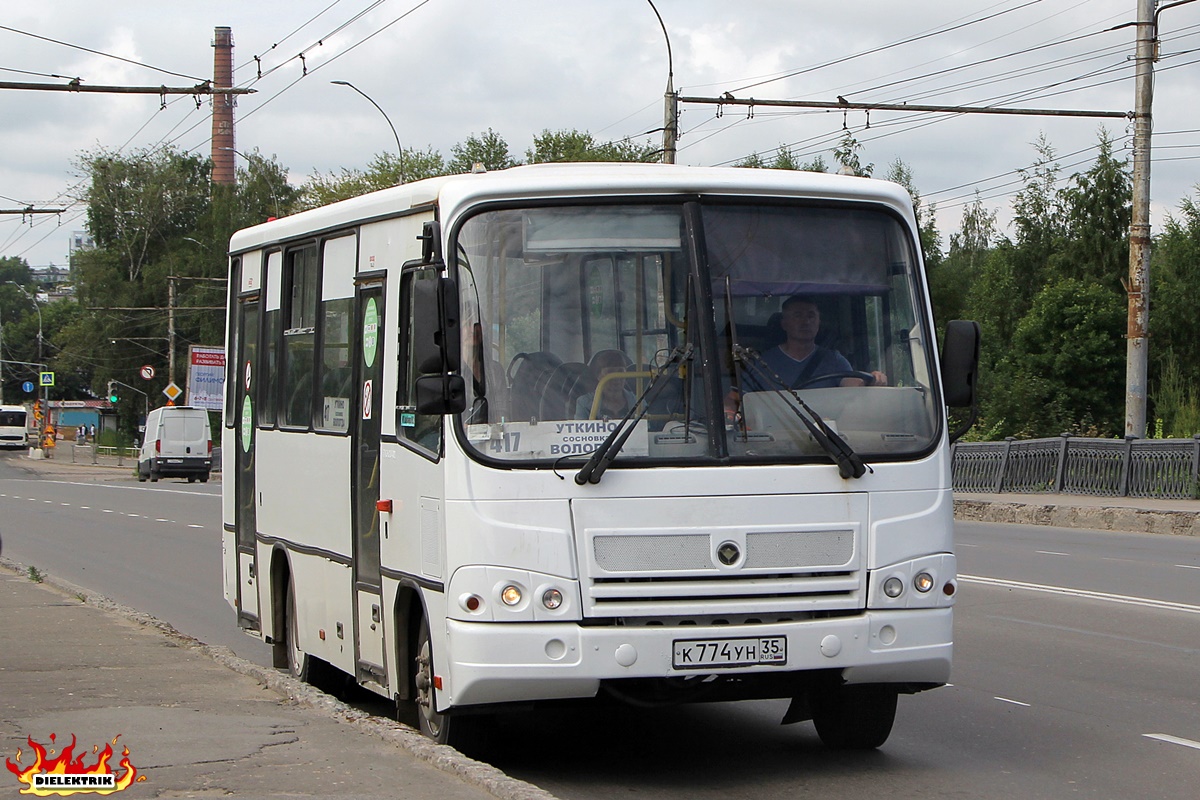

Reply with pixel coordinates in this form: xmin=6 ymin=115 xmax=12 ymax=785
xmin=222 ymin=163 xmax=979 ymax=750
xmin=0 ymin=405 xmax=30 ymax=449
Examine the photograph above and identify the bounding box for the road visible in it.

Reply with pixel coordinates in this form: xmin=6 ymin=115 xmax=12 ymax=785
xmin=0 ymin=452 xmax=272 ymax=667
xmin=2 ymin=451 xmax=1198 ymax=798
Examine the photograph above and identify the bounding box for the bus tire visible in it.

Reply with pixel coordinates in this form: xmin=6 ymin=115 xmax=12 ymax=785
xmin=810 ymin=684 xmax=898 ymax=750
xmin=414 ymin=616 xmax=453 ymax=743
xmin=284 ymin=581 xmax=313 ymax=682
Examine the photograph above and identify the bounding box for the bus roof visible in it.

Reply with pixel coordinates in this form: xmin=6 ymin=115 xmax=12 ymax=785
xmin=227 ymin=163 xmax=917 ymax=255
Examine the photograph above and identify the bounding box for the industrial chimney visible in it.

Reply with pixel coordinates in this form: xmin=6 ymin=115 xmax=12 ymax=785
xmin=211 ymin=27 xmax=235 ymax=187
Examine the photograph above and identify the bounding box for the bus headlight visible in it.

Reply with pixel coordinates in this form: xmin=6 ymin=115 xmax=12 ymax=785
xmin=500 ymin=585 xmax=523 ymax=606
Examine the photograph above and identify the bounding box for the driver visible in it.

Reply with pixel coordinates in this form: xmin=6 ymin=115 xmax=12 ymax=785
xmin=727 ymin=294 xmax=887 ymax=411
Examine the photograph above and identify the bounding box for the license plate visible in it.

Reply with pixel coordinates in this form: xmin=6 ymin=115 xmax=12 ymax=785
xmin=672 ymin=636 xmax=787 ymax=669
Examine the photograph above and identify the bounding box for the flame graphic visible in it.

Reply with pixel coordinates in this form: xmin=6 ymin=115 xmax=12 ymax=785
xmin=5 ymin=733 xmax=142 ymax=796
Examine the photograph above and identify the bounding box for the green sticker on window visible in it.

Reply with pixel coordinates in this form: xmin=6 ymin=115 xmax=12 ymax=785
xmin=241 ymin=395 xmax=253 ymax=452
xmin=400 ymin=412 xmax=416 ymax=428
xmin=363 ymin=297 xmax=379 ymax=369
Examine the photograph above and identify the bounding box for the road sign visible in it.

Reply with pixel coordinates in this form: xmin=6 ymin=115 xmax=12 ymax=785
xmin=163 ymin=382 xmax=183 ymax=402
xmin=140 ymin=365 xmax=155 ymax=380
xmin=22 ymin=381 xmax=34 ymax=393
xmin=39 ymin=371 xmax=55 ymax=387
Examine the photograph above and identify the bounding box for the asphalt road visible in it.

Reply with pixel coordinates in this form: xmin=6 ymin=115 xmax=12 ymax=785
xmin=2 ymin=452 xmax=1198 ymax=798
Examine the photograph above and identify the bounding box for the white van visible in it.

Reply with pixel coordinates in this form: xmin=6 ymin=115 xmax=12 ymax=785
xmin=138 ymin=406 xmax=212 ymax=483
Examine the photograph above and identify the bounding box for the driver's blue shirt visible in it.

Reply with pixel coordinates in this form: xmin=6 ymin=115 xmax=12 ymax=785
xmin=741 ymin=345 xmax=852 ymax=391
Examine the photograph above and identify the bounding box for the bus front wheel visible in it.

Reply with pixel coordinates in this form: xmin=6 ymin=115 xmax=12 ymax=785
xmin=414 ymin=617 xmax=452 ymax=743
xmin=810 ymin=684 xmax=898 ymax=750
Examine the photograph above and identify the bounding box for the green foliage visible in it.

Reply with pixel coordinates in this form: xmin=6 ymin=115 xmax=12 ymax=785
xmin=833 ymin=132 xmax=873 ymax=177
xmin=932 ymin=193 xmax=996 ymax=333
xmin=988 ymin=279 xmax=1126 ymax=438
xmin=1150 ymin=193 xmax=1200 ymax=396
xmin=526 ymin=129 xmax=657 ymax=164
xmin=0 ymin=255 xmax=32 ymax=285
xmin=735 ymin=145 xmax=828 ymax=172
xmin=1153 ymin=350 xmax=1200 ymax=438
xmin=449 ymin=128 xmax=518 ymax=173
xmin=1056 ymin=129 xmax=1130 ymax=286
xmin=76 ymin=145 xmax=211 ymax=282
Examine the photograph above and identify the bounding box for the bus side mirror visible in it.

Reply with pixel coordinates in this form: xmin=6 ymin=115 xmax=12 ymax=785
xmin=415 ymin=374 xmax=466 ymax=415
xmin=941 ymin=319 xmax=980 ymax=408
xmin=412 ymin=276 xmax=460 ymax=374
xmin=409 ymin=273 xmax=464 ymax=416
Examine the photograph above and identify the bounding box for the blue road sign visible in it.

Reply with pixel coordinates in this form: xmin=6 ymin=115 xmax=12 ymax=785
xmin=22 ymin=381 xmax=34 ymax=393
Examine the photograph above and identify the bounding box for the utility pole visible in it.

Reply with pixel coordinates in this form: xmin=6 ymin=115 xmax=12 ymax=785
xmin=1125 ymin=0 xmax=1156 ymax=439
xmin=168 ymin=277 xmax=177 ymax=386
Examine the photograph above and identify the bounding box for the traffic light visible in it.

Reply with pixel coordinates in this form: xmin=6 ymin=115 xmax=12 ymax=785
xmin=108 ymin=381 xmax=119 ymax=404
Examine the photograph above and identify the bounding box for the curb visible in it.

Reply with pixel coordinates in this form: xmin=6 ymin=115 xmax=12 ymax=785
xmin=954 ymin=498 xmax=1200 ymax=537
xmin=0 ymin=556 xmax=560 ymax=800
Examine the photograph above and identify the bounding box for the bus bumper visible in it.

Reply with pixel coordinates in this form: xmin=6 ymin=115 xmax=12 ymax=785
xmin=442 ymin=607 xmax=951 ymax=708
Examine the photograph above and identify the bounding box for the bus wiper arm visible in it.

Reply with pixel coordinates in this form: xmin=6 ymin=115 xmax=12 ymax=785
xmin=733 ymin=345 xmax=869 ymax=480
xmin=575 ymin=344 xmax=693 ymax=486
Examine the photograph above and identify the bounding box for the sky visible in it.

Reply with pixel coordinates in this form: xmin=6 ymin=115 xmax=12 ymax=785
xmin=3 ymin=0 xmax=1200 ymax=271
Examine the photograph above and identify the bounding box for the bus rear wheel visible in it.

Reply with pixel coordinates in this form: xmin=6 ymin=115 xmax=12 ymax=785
xmin=810 ymin=684 xmax=898 ymax=750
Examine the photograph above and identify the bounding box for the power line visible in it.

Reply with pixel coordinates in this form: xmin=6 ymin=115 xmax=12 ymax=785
xmin=0 ymin=23 xmax=205 ymax=82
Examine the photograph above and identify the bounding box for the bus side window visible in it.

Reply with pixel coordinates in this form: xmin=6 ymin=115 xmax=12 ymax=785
xmin=398 ymin=269 xmax=443 ymax=455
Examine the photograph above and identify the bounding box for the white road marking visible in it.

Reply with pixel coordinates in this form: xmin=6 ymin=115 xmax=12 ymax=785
xmin=1036 ymin=550 xmax=1070 ymax=556
xmin=960 ymin=574 xmax=1200 ymax=615
xmin=1143 ymin=733 xmax=1200 ymax=751
xmin=187 ymin=524 xmax=204 ymax=529
xmin=1176 ymin=564 xmax=1200 ymax=571
xmin=995 ymin=697 xmax=1031 ymax=707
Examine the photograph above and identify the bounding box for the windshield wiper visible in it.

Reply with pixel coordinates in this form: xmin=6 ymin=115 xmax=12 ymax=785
xmin=574 ymin=343 xmax=694 ymax=485
xmin=733 ymin=344 xmax=870 ymax=480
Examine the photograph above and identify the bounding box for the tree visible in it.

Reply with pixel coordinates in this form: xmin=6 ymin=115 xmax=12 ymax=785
xmin=300 ymin=147 xmax=447 ymax=209
xmin=931 ymin=193 xmax=997 ymax=331
xmin=833 ymin=132 xmax=873 ymax=177
xmin=527 ymin=129 xmax=657 ymax=164
xmin=884 ymin=158 xmax=941 ymax=269
xmin=76 ymin=146 xmax=211 ymax=283
xmin=448 ymin=128 xmax=517 ymax=173
xmin=1057 ymin=129 xmax=1131 ymax=286
xmin=1151 ymin=193 xmax=1200 ymax=402
xmin=734 ymin=145 xmax=827 ymax=172
xmin=989 ymin=278 xmax=1125 ymax=437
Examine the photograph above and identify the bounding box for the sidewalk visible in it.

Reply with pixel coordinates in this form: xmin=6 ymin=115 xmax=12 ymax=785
xmin=954 ymin=491 xmax=1200 ymax=536
xmin=0 ymin=564 xmax=556 ymax=800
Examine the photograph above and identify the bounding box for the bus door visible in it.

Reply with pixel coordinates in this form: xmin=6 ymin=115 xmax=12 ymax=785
xmin=235 ymin=296 xmax=260 ymax=628
xmin=353 ymin=278 xmax=387 ymax=686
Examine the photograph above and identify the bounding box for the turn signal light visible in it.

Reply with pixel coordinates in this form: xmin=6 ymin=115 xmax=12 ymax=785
xmin=501 ymin=585 xmax=523 ymax=606
xmin=376 ymin=499 xmax=393 ymax=513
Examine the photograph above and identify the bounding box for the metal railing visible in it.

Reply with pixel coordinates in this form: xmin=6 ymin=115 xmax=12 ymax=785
xmin=952 ymin=434 xmax=1200 ymax=500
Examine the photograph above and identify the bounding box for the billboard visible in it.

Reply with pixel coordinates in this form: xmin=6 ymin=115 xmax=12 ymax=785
xmin=186 ymin=346 xmax=225 ymax=411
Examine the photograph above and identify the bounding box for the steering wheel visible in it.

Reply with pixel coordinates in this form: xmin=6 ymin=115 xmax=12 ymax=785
xmin=797 ymin=370 xmax=876 ymax=389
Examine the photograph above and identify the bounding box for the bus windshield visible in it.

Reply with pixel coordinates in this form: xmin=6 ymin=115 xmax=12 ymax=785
xmin=454 ymin=199 xmax=940 ymax=466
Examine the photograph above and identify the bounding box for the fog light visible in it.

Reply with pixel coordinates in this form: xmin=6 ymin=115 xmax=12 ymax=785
xmin=914 ymin=572 xmax=935 ymax=593
xmin=464 ymin=594 xmax=481 ymax=612
xmin=500 ymin=585 xmax=523 ymax=606
xmin=542 ymin=588 xmax=563 ymax=610
xmin=883 ymin=577 xmax=904 ymax=598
